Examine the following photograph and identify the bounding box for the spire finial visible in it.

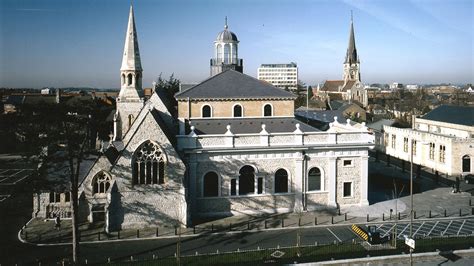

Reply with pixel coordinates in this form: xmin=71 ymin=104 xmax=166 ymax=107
xmin=351 ymin=10 xmax=353 ymax=23
xmin=224 ymin=16 xmax=228 ymax=30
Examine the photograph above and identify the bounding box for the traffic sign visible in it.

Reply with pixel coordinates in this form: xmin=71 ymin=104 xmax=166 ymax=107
xmin=404 ymin=236 xmax=415 ymax=249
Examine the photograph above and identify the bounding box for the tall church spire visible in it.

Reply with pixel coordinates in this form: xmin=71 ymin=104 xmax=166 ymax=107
xmin=116 ymin=4 xmax=144 ymax=140
xmin=343 ymin=11 xmax=360 ymax=82
xmin=344 ymin=11 xmax=359 ymax=64
xmin=121 ymin=4 xmax=142 ymax=72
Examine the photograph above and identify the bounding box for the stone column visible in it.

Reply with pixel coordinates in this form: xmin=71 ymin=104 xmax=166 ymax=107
xmin=188 ymin=155 xmax=198 ymax=216
xmin=294 ymin=152 xmax=304 ymax=211
xmin=360 ymin=156 xmax=369 ymax=206
xmin=328 ymin=157 xmax=337 ymax=208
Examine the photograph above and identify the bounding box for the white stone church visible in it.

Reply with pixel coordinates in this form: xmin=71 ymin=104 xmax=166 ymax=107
xmin=33 ymin=5 xmax=374 ymax=232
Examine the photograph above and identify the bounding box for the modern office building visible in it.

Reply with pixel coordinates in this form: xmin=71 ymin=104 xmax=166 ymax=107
xmin=257 ymin=63 xmax=298 ymax=90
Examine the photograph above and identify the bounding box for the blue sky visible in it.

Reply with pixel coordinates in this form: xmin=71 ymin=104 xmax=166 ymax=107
xmin=0 ymin=0 xmax=472 ymax=88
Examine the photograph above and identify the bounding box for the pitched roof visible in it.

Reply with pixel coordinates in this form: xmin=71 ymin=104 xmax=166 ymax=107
xmin=367 ymin=119 xmax=396 ymax=132
xmin=175 ymin=70 xmax=296 ymax=100
xmin=421 ymin=105 xmax=474 ymax=127
xmin=188 ymin=117 xmax=319 ymax=135
xmin=321 ymin=80 xmax=345 ymax=92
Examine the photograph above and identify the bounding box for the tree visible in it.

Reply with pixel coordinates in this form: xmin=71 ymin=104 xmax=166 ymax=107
xmin=19 ymin=98 xmax=100 ymax=263
xmin=154 ymin=73 xmax=181 ymax=117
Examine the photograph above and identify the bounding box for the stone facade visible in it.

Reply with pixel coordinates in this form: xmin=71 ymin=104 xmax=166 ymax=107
xmin=383 ymin=115 xmax=474 ymax=176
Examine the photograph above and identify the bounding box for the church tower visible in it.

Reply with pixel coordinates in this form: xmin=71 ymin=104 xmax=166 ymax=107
xmin=210 ymin=17 xmax=243 ymax=76
xmin=115 ymin=4 xmax=144 ymax=140
xmin=343 ymin=13 xmax=360 ymax=82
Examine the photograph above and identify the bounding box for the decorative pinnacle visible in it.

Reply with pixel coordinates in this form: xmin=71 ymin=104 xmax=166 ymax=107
xmin=224 ymin=16 xmax=228 ymax=30
xmin=351 ymin=10 xmax=353 ymax=23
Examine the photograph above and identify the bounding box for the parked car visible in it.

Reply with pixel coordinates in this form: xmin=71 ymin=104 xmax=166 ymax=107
xmin=465 ymin=174 xmax=474 ymax=184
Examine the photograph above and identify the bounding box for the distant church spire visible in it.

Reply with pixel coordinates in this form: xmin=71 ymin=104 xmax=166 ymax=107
xmin=345 ymin=11 xmax=358 ymax=65
xmin=116 ymin=4 xmax=144 ymax=140
xmin=343 ymin=11 xmax=360 ymax=82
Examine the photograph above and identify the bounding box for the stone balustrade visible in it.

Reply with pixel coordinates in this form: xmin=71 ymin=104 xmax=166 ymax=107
xmin=177 ymin=123 xmax=374 ymax=151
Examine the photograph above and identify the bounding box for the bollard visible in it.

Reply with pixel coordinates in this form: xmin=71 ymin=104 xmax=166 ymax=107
xmin=298 ymin=218 xmax=301 ymax=226
xmin=175 ymin=227 xmax=178 ymax=235
xmin=414 ymin=211 xmax=416 ymax=219
xmin=265 ymin=220 xmax=268 ymax=229
xmin=193 ymin=226 xmax=196 ymax=234
xmin=98 ymin=231 xmax=101 ymax=241
xmin=247 ymin=221 xmax=250 ymax=230
xmin=345 ymin=213 xmax=347 ymax=221
xmin=331 ymin=216 xmax=334 ymax=224
xmin=130 ymin=256 xmax=133 ymax=261
xmin=85 ymin=259 xmax=88 ymax=265
xmin=156 ymin=227 xmax=158 ymax=237
xmin=338 ymin=209 xmax=341 ymax=216
xmin=472 ymin=208 xmax=474 ymax=215
xmin=282 ymin=218 xmax=284 ymax=228
xmin=429 ymin=210 xmax=431 ymax=218
xmin=137 ymin=229 xmax=139 ymax=238
xmin=367 ymin=214 xmax=369 ymax=222
xmin=460 ymin=209 xmax=462 ymax=217
xmin=398 ymin=212 xmax=401 ymax=220
xmin=314 ymin=217 xmax=317 ymax=225
xmin=118 ymin=230 xmax=121 ymax=239
xmin=383 ymin=213 xmax=385 ymax=221
xmin=445 ymin=209 xmax=447 ymax=217
xmin=229 ymin=223 xmax=232 ymax=231
xmin=211 ymin=224 xmax=214 ymax=232
xmin=108 ymin=257 xmax=111 ymax=263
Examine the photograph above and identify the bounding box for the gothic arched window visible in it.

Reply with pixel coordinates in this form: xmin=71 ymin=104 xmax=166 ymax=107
xmin=92 ymin=171 xmax=112 ymax=194
xmin=233 ymin=104 xmax=242 ymax=117
xmin=263 ymin=104 xmax=272 ymax=117
xmin=203 ymin=172 xmax=219 ymax=197
xmin=202 ymin=105 xmax=212 ymax=118
xmin=274 ymin=169 xmax=288 ymax=193
xmin=239 ymin=165 xmax=255 ymax=195
xmin=132 ymin=141 xmax=166 ymax=185
xmin=127 ymin=73 xmax=133 ymax=86
xmin=308 ymin=167 xmax=321 ymax=191
xmin=121 ymin=74 xmax=126 ymax=85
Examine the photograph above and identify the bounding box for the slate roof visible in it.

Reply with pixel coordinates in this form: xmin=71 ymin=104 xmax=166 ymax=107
xmin=320 ymin=80 xmax=356 ymax=92
xmin=367 ymin=119 xmax=396 ymax=132
xmin=175 ymin=70 xmax=296 ymax=100
xmin=188 ymin=117 xmax=319 ymax=135
xmin=295 ymin=110 xmax=347 ymax=124
xmin=421 ymin=105 xmax=474 ymax=127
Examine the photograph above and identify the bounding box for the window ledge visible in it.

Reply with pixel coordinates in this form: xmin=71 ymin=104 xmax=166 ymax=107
xmin=306 ymin=191 xmax=328 ymax=194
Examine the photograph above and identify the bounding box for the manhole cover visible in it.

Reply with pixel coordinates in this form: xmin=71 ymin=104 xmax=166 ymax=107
xmin=271 ymin=250 xmax=285 ymax=258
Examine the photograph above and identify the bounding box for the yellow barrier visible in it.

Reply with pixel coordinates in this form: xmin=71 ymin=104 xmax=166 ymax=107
xmin=351 ymin=224 xmax=368 ymax=241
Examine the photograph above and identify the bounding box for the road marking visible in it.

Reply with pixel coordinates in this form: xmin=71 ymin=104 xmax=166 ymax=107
xmin=442 ymin=221 xmax=453 ymax=236
xmin=0 ymin=195 xmax=11 ymax=202
xmin=458 ymin=220 xmax=466 ymax=236
xmin=382 ymin=224 xmax=396 ymax=238
xmin=10 ymin=169 xmax=26 ymax=177
xmin=13 ymin=173 xmax=31 ymax=184
xmin=0 ymin=169 xmax=9 ymax=174
xmin=413 ymin=222 xmax=424 ymax=237
xmin=327 ymin=228 xmax=341 ymax=242
xmin=398 ymin=224 xmax=410 ymax=238
xmin=0 ymin=177 xmax=8 ymax=183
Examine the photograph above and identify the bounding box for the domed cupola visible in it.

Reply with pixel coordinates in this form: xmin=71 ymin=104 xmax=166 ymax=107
xmin=216 ymin=20 xmax=239 ymax=42
xmin=210 ymin=17 xmax=243 ymax=76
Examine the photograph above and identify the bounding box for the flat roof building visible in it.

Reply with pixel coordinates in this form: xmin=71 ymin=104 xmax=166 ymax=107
xmin=257 ymin=63 xmax=298 ymax=90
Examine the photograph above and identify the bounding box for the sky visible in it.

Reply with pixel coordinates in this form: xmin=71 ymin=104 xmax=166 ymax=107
xmin=0 ymin=0 xmax=472 ymax=88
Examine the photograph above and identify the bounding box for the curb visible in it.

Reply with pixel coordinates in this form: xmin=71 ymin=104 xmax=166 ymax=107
xmin=313 ymin=247 xmax=474 ymax=265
